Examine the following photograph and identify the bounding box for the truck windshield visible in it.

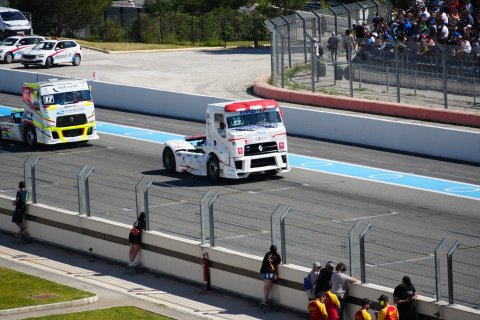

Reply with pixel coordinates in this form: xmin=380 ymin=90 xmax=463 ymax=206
xmin=0 ymin=11 xmax=27 ymax=21
xmin=226 ymin=111 xmax=282 ymax=130
xmin=41 ymin=90 xmax=92 ymax=106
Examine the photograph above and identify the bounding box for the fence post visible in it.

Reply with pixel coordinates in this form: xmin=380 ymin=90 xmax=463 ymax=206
xmin=395 ymin=42 xmax=400 ymax=103
xmin=208 ymin=191 xmax=220 ymax=246
xmin=359 ymin=223 xmax=372 ymax=283
xmin=328 ymin=7 xmax=338 ymax=37
xmin=135 ymin=176 xmax=153 ymax=228
xmin=280 ymin=16 xmax=292 ymax=68
xmin=279 ymin=206 xmax=292 ymax=264
xmin=77 ymin=165 xmax=94 ymax=216
xmin=447 ymin=240 xmax=460 ymax=305
xmin=270 ymin=204 xmax=285 ymax=246
xmin=23 ymin=155 xmax=40 ymax=204
xmin=142 ymin=178 xmax=153 ymax=231
xmin=296 ymin=12 xmax=307 ymax=63
xmin=341 ymin=4 xmax=352 ymax=30
xmin=440 ymin=44 xmax=448 ymax=109
xmin=434 ymin=238 xmax=447 ymax=302
xmin=348 ymin=220 xmax=361 ymax=277
xmin=199 ymin=190 xmax=214 ymax=245
xmin=312 ymin=11 xmax=323 ymax=43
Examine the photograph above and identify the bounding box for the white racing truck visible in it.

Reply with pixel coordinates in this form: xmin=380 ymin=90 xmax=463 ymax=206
xmin=162 ymin=99 xmax=290 ymax=180
xmin=0 ymin=78 xmax=99 ymax=146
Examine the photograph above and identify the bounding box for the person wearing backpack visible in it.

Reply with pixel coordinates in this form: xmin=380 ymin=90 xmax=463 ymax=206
xmin=305 ymin=261 xmax=322 ymax=301
xmin=12 ymin=181 xmax=29 ymax=238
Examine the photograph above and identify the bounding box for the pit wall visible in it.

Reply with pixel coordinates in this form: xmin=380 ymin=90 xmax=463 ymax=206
xmin=1 ymin=197 xmax=479 ymax=320
xmin=0 ymin=68 xmax=479 ymax=164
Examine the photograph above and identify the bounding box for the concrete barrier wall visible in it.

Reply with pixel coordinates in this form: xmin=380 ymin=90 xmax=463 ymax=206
xmin=1 ymin=196 xmax=479 ymax=319
xmin=1 ymin=68 xmax=479 ymax=163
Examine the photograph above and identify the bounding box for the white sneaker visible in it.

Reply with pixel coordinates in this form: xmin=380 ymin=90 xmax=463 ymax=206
xmin=128 ymin=261 xmax=134 ymax=267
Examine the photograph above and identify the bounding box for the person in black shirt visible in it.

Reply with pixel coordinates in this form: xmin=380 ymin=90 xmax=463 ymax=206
xmin=314 ymin=260 xmax=335 ymax=298
xmin=128 ymin=212 xmax=146 ymax=267
xmin=12 ymin=181 xmax=29 ymax=237
xmin=393 ymin=276 xmax=418 ymax=320
xmin=259 ymin=244 xmax=282 ymax=304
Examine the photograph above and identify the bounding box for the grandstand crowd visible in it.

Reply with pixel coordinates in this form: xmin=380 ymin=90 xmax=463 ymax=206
xmin=351 ymin=0 xmax=480 ymax=56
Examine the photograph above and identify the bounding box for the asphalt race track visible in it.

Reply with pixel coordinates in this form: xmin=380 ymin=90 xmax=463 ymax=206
xmin=1 ymin=48 xmax=479 ymax=308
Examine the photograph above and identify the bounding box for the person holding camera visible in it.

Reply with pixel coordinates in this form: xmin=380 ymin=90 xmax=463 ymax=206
xmin=393 ymin=276 xmax=418 ymax=320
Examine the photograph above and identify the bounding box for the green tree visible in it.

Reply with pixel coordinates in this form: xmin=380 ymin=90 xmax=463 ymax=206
xmin=8 ymin=0 xmax=112 ymax=36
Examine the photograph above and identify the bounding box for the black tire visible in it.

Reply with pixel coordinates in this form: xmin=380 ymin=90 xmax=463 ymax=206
xmin=24 ymin=126 xmax=37 ymax=147
xmin=206 ymin=154 xmax=220 ymax=181
xmin=45 ymin=57 xmax=52 ymax=69
xmin=162 ymin=147 xmax=176 ymax=173
xmin=72 ymin=54 xmax=81 ymax=66
xmin=265 ymin=170 xmax=279 ymax=177
xmin=4 ymin=53 xmax=13 ymax=64
xmin=23 ymin=63 xmax=29 ymax=68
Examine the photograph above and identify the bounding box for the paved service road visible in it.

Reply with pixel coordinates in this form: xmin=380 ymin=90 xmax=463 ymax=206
xmin=1 ymin=48 xmax=270 ymax=99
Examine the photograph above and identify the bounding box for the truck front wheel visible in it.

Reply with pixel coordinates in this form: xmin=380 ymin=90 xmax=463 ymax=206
xmin=162 ymin=147 xmax=176 ymax=173
xmin=24 ymin=126 xmax=37 ymax=147
xmin=207 ymin=155 xmax=220 ymax=181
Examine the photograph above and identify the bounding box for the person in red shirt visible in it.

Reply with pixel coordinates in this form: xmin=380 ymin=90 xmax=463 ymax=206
xmin=325 ymin=290 xmax=341 ymax=320
xmin=375 ymin=295 xmax=399 ymax=320
xmin=309 ymin=293 xmax=329 ymax=320
xmin=355 ymin=298 xmax=372 ymax=320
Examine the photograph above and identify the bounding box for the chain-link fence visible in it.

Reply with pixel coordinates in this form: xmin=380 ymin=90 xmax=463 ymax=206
xmin=1 ymin=151 xmax=478 ymax=309
xmin=266 ymin=1 xmax=480 ymax=112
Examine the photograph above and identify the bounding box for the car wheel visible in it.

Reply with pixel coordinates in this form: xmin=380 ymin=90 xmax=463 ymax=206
xmin=162 ymin=147 xmax=176 ymax=173
xmin=4 ymin=53 xmax=13 ymax=64
xmin=45 ymin=57 xmax=52 ymax=69
xmin=207 ymin=154 xmax=220 ymax=181
xmin=24 ymin=126 xmax=37 ymax=147
xmin=23 ymin=63 xmax=29 ymax=68
xmin=72 ymin=54 xmax=81 ymax=66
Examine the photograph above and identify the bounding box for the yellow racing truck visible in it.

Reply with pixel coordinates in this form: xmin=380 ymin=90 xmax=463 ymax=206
xmin=0 ymin=78 xmax=98 ymax=146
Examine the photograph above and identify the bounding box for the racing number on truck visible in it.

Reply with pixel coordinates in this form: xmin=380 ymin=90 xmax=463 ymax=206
xmin=43 ymin=95 xmax=54 ymax=104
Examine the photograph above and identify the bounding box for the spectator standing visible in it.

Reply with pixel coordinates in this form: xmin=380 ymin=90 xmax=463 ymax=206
xmin=393 ymin=276 xmax=418 ymax=320
xmin=308 ymin=292 xmax=329 ymax=320
xmin=315 ymin=261 xmax=335 ymax=298
xmin=306 ymin=261 xmax=322 ymax=301
xmin=344 ymin=29 xmax=357 ymax=60
xmin=331 ymin=262 xmax=359 ymax=320
xmin=327 ymin=32 xmax=339 ymax=61
xmin=259 ymin=244 xmax=282 ymax=305
xmin=128 ymin=212 xmax=146 ymax=267
xmin=325 ymin=289 xmax=341 ymax=320
xmin=355 ymin=298 xmax=372 ymax=320
xmin=375 ymin=295 xmax=399 ymax=320
xmin=12 ymin=181 xmax=29 ymax=238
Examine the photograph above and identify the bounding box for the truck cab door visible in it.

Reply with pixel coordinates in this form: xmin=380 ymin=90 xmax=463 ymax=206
xmin=211 ymin=113 xmax=229 ymax=157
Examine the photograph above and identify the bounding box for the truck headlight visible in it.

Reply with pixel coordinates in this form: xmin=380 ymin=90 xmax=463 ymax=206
xmin=0 ymin=49 xmax=3 ymax=53
xmin=4 ymin=23 xmax=12 ymax=27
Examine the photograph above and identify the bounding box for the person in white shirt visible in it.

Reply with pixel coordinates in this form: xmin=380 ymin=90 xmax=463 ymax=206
xmin=454 ymin=39 xmax=472 ymax=55
xmin=331 ymin=262 xmax=359 ymax=320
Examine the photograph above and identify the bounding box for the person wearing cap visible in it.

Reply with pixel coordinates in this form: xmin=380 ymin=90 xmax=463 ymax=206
xmin=331 ymin=262 xmax=358 ymax=320
xmin=393 ymin=276 xmax=418 ymax=320
xmin=306 ymin=262 xmax=322 ymax=301
xmin=259 ymin=244 xmax=282 ymax=305
xmin=355 ymin=298 xmax=372 ymax=320
xmin=308 ymin=292 xmax=329 ymax=320
xmin=314 ymin=260 xmax=335 ymax=298
xmin=375 ymin=295 xmax=399 ymax=320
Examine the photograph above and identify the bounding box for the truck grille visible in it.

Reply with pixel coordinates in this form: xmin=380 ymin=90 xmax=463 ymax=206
xmin=251 ymin=157 xmax=276 ymax=168
xmin=244 ymin=142 xmax=277 ymax=156
xmin=56 ymin=114 xmax=87 ymax=127
xmin=62 ymin=128 xmax=84 ymax=137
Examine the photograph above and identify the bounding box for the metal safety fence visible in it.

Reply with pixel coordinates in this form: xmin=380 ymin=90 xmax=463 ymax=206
xmin=265 ymin=1 xmax=480 ymax=111
xmin=0 ymin=152 xmax=477 ymax=309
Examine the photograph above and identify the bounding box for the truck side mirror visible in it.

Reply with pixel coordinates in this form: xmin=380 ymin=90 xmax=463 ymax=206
xmin=33 ymin=101 xmax=40 ymax=110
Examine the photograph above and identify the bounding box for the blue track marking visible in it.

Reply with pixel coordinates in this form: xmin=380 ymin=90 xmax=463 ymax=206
xmin=1 ymin=106 xmax=479 ymax=200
